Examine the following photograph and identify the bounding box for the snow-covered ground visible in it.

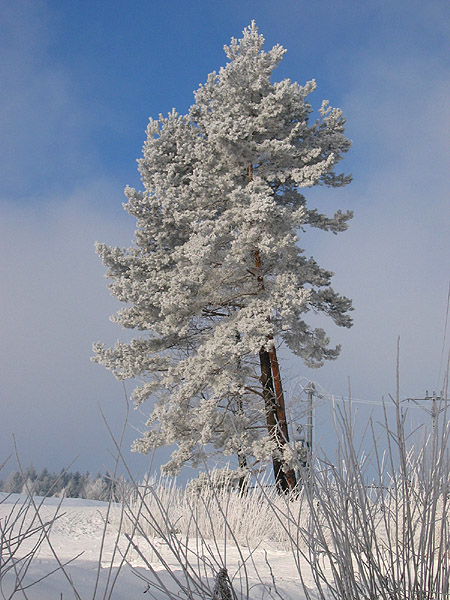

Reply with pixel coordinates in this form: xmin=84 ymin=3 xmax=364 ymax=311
xmin=0 ymin=493 xmax=312 ymax=600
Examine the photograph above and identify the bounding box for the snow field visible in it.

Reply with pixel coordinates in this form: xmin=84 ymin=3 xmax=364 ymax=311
xmin=0 ymin=492 xmax=311 ymax=600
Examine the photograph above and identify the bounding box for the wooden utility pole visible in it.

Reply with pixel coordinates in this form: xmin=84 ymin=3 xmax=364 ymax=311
xmin=405 ymin=390 xmax=445 ymax=437
xmin=305 ymin=382 xmax=314 ymax=451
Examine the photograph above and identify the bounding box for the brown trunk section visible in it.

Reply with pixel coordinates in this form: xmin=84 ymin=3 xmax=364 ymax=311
xmin=259 ymin=349 xmax=291 ymax=493
xmin=249 ymin=165 xmax=297 ymax=493
xmin=269 ymin=346 xmax=297 ymax=490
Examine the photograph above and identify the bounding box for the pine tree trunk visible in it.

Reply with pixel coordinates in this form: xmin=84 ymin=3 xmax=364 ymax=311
xmin=268 ymin=346 xmax=297 ymax=490
xmin=237 ymin=447 xmax=248 ymax=494
xmin=234 ymin=331 xmax=249 ymax=493
xmin=259 ymin=348 xmax=291 ymax=493
xmin=248 ymin=165 xmax=297 ymax=493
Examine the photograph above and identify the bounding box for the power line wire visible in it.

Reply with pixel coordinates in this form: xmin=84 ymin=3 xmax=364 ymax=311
xmin=292 ymin=379 xmax=445 ymax=408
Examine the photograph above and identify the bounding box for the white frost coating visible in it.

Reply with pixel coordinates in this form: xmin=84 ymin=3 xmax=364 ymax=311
xmin=93 ymin=22 xmax=353 ymax=474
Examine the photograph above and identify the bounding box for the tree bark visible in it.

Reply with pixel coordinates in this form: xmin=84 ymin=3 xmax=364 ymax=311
xmin=268 ymin=346 xmax=297 ymax=490
xmin=259 ymin=348 xmax=291 ymax=493
xmin=237 ymin=446 xmax=248 ymax=494
xmin=235 ymin=331 xmax=249 ymax=494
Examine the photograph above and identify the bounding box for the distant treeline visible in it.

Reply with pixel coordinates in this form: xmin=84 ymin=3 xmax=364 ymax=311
xmin=0 ymin=466 xmax=127 ymax=500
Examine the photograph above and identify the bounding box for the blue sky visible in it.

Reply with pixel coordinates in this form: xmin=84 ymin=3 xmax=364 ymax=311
xmin=1 ymin=0 xmax=449 ymax=479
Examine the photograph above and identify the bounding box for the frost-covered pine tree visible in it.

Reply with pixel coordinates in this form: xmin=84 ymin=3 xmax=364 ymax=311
xmin=93 ymin=22 xmax=352 ymax=492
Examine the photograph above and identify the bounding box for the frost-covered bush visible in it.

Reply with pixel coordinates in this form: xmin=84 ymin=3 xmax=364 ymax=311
xmin=119 ymin=394 xmax=449 ymax=600
xmin=272 ymin=394 xmax=450 ymax=600
xmin=0 ymin=459 xmax=70 ymax=599
xmin=121 ymin=469 xmax=293 ymax=547
xmin=186 ymin=467 xmax=249 ymax=496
